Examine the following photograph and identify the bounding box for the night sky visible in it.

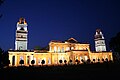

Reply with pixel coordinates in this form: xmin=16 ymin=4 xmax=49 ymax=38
xmin=0 ymin=0 xmax=120 ymax=51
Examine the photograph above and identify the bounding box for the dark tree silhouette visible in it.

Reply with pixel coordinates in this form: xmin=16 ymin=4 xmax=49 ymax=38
xmin=34 ymin=46 xmax=41 ymax=50
xmin=109 ymin=32 xmax=120 ymax=53
xmin=75 ymin=59 xmax=79 ymax=64
xmin=31 ymin=60 xmax=35 ymax=66
xmin=93 ymin=59 xmax=95 ymax=63
xmin=109 ymin=32 xmax=120 ymax=61
xmin=105 ymin=58 xmax=108 ymax=62
xmin=87 ymin=59 xmax=91 ymax=64
xmin=59 ymin=60 xmax=62 ymax=64
xmin=81 ymin=59 xmax=84 ymax=63
xmin=102 ymin=58 xmax=104 ymax=62
xmin=0 ymin=48 xmax=4 ymax=68
xmin=64 ymin=60 xmax=67 ymax=65
xmin=0 ymin=0 xmax=4 ymax=5
xmin=97 ymin=58 xmax=100 ymax=63
xmin=2 ymin=51 xmax=10 ymax=67
xmin=41 ymin=59 xmax=45 ymax=65
xmin=42 ymin=45 xmax=49 ymax=51
xmin=69 ymin=59 xmax=72 ymax=64
xmin=0 ymin=0 xmax=4 ymax=18
xmin=19 ymin=60 xmax=24 ymax=66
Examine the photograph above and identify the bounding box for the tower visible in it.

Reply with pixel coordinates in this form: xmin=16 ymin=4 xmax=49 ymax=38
xmin=15 ymin=17 xmax=28 ymax=50
xmin=94 ymin=29 xmax=106 ymax=52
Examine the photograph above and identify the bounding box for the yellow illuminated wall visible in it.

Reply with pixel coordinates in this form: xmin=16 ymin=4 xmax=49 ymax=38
xmin=9 ymin=38 xmax=113 ymax=66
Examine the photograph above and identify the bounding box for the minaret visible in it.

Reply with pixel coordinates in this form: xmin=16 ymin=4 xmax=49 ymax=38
xmin=94 ymin=29 xmax=106 ymax=52
xmin=15 ymin=17 xmax=28 ymax=50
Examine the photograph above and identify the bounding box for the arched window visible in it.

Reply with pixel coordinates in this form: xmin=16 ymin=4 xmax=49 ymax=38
xmin=38 ymin=58 xmax=41 ymax=65
xmin=49 ymin=46 xmax=51 ymax=52
xmin=62 ymin=47 xmax=64 ymax=52
xmin=48 ymin=58 xmax=51 ymax=64
xmin=54 ymin=46 xmax=57 ymax=52
xmin=20 ymin=56 xmax=23 ymax=60
xmin=66 ymin=47 xmax=69 ymax=51
xmin=71 ymin=47 xmax=74 ymax=50
xmin=58 ymin=47 xmax=60 ymax=53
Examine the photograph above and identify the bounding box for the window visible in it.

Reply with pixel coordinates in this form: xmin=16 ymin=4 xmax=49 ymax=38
xmin=20 ymin=56 xmax=23 ymax=60
xmin=54 ymin=46 xmax=57 ymax=52
xmin=62 ymin=47 xmax=64 ymax=52
xmin=66 ymin=47 xmax=69 ymax=51
xmin=76 ymin=56 xmax=78 ymax=60
xmin=58 ymin=47 xmax=60 ymax=53
xmin=48 ymin=58 xmax=51 ymax=64
xmin=38 ymin=58 xmax=41 ymax=65
xmin=84 ymin=56 xmax=88 ymax=61
xmin=19 ymin=46 xmax=23 ymax=50
xmin=71 ymin=47 xmax=74 ymax=50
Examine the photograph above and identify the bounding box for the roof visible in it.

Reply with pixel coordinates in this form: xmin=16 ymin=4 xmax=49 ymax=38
xmin=65 ymin=38 xmax=78 ymax=43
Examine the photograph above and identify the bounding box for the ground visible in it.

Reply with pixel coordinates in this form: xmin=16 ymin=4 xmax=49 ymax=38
xmin=0 ymin=62 xmax=120 ymax=80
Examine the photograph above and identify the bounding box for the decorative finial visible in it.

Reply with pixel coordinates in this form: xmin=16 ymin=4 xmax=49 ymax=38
xmin=19 ymin=17 xmax=26 ymax=24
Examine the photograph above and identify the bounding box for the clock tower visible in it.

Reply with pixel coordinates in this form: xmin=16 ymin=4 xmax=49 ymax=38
xmin=15 ymin=17 xmax=28 ymax=50
xmin=94 ymin=29 xmax=106 ymax=52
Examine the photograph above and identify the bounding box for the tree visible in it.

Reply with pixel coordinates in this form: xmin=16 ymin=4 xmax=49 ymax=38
xmin=69 ymin=59 xmax=72 ymax=65
xmin=2 ymin=51 xmax=10 ymax=67
xmin=87 ymin=59 xmax=91 ymax=64
xmin=93 ymin=59 xmax=95 ymax=63
xmin=105 ymin=58 xmax=108 ymax=62
xmin=0 ymin=0 xmax=4 ymax=18
xmin=109 ymin=32 xmax=120 ymax=61
xmin=109 ymin=32 xmax=120 ymax=53
xmin=0 ymin=0 xmax=4 ymax=5
xmin=41 ymin=59 xmax=45 ymax=65
xmin=31 ymin=60 xmax=35 ymax=66
xmin=97 ymin=58 xmax=100 ymax=63
xmin=42 ymin=45 xmax=49 ymax=51
xmin=75 ymin=59 xmax=79 ymax=64
xmin=19 ymin=60 xmax=24 ymax=66
xmin=59 ymin=60 xmax=62 ymax=64
xmin=81 ymin=59 xmax=84 ymax=63
xmin=102 ymin=58 xmax=104 ymax=62
xmin=0 ymin=48 xmax=3 ymax=67
xmin=34 ymin=46 xmax=41 ymax=50
xmin=64 ymin=60 xmax=67 ymax=65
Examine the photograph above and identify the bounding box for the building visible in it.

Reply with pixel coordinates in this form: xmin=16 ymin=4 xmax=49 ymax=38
xmin=94 ymin=29 xmax=106 ymax=52
xmin=8 ymin=18 xmax=113 ymax=66
xmin=15 ymin=17 xmax=28 ymax=50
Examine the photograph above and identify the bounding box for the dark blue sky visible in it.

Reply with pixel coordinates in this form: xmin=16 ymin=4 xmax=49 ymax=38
xmin=0 ymin=0 xmax=120 ymax=51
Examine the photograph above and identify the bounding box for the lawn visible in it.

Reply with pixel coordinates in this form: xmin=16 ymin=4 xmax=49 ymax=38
xmin=0 ymin=62 xmax=120 ymax=80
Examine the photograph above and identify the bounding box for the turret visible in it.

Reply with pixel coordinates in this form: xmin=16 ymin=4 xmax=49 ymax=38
xmin=94 ymin=29 xmax=106 ymax=52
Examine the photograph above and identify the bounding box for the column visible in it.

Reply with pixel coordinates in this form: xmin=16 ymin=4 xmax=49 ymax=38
xmin=9 ymin=55 xmax=13 ymax=66
xmin=15 ymin=55 xmax=17 ymax=66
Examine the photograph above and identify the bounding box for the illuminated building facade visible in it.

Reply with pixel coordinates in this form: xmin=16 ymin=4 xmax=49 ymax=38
xmin=94 ymin=29 xmax=106 ymax=52
xmin=15 ymin=18 xmax=28 ymax=50
xmin=8 ymin=18 xmax=113 ymax=66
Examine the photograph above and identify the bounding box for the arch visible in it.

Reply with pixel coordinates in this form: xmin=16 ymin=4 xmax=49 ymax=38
xmin=54 ymin=46 xmax=57 ymax=52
